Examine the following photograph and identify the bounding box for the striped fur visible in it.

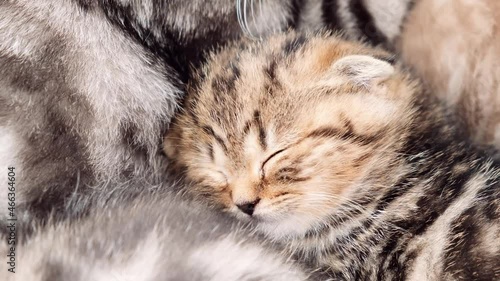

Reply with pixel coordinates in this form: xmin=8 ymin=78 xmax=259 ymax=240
xmin=0 ymin=0 xmax=319 ymax=223
xmin=165 ymin=32 xmax=500 ymax=280
xmin=316 ymin=0 xmax=500 ymax=149
xmin=0 ymin=190 xmax=315 ymax=281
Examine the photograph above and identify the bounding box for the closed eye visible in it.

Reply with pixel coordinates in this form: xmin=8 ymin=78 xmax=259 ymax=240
xmin=260 ymin=148 xmax=287 ymax=178
xmin=276 ymin=167 xmax=310 ymax=183
xmin=216 ymin=170 xmax=229 ymax=183
xmin=276 ymin=167 xmax=299 ymax=182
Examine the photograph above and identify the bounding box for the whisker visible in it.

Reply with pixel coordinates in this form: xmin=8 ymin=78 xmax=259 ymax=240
xmin=243 ymin=0 xmax=253 ymax=38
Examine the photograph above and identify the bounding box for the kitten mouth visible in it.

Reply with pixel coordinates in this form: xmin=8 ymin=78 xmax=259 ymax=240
xmin=229 ymin=201 xmax=294 ymax=225
xmin=229 ymin=206 xmax=282 ymax=224
xmin=247 ymin=214 xmax=279 ymax=230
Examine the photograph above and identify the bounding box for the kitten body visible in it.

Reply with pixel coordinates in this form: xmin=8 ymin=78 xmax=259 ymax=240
xmin=166 ymin=32 xmax=500 ymax=280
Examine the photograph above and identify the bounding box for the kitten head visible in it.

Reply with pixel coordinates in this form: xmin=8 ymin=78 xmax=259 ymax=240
xmin=165 ymin=33 xmax=420 ymax=239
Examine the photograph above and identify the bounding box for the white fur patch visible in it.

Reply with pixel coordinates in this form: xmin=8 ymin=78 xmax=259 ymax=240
xmin=90 ymin=232 xmax=162 ymax=281
xmin=189 ymin=237 xmax=307 ymax=281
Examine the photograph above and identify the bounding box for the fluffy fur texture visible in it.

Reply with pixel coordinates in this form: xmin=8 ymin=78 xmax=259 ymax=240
xmin=0 ymin=191 xmax=315 ymax=281
xmin=3 ymin=0 xmax=499 ymax=279
xmin=165 ymin=32 xmax=500 ymax=280
xmin=318 ymin=0 xmax=500 ymax=148
xmin=0 ymin=0 xmax=319 ymax=222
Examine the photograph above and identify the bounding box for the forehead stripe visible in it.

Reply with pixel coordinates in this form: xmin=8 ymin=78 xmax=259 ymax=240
xmin=253 ymin=110 xmax=267 ymax=150
xmin=202 ymin=125 xmax=228 ymax=152
xmin=306 ymin=126 xmax=377 ymax=146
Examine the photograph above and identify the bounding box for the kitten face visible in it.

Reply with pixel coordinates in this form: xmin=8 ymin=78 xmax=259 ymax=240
xmin=165 ymin=33 xmax=419 ymax=239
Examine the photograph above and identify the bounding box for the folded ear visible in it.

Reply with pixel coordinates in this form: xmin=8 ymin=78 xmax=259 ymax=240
xmin=331 ymin=55 xmax=395 ymax=88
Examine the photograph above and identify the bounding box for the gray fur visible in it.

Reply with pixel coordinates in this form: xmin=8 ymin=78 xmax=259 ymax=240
xmin=0 ymin=191 xmax=316 ymax=280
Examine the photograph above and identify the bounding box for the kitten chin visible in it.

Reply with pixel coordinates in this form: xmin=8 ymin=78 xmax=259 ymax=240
xmin=252 ymin=214 xmax=321 ymax=240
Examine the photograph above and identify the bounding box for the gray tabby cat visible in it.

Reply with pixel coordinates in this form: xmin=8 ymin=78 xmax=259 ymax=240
xmin=0 ymin=190 xmax=316 ymax=281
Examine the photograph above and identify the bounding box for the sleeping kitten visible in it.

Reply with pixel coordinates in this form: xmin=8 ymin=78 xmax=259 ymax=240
xmin=165 ymin=32 xmax=500 ymax=280
xmin=0 ymin=0 xmax=429 ymax=227
xmin=0 ymin=190 xmax=314 ymax=281
xmin=0 ymin=0 xmax=322 ymax=222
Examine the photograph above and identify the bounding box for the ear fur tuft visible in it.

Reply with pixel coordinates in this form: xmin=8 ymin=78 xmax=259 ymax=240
xmin=332 ymin=55 xmax=395 ymax=87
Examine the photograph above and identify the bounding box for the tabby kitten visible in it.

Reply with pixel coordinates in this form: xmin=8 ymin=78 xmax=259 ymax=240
xmin=0 ymin=190 xmax=313 ymax=281
xmin=0 ymin=0 xmax=421 ymax=227
xmin=0 ymin=0 xmax=320 ymax=222
xmin=165 ymin=32 xmax=500 ymax=280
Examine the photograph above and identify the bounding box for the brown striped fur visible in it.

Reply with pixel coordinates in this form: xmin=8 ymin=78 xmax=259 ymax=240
xmin=165 ymin=32 xmax=499 ymax=280
xmin=165 ymin=32 xmax=416 ymax=222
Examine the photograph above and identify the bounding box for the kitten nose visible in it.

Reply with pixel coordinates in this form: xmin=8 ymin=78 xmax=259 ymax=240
xmin=236 ymin=200 xmax=260 ymax=216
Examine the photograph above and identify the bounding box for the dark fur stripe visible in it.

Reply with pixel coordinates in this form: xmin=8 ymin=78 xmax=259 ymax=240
xmin=288 ymin=0 xmax=307 ymax=29
xmin=98 ymin=0 xmax=185 ymax=84
xmin=207 ymin=143 xmax=214 ymax=161
xmin=202 ymin=126 xmax=228 ymax=152
xmin=75 ymin=0 xmax=95 ymax=11
xmin=264 ymin=59 xmax=278 ymax=81
xmin=322 ymin=0 xmax=342 ymax=31
xmin=306 ymin=126 xmax=377 ymax=146
xmin=282 ymin=34 xmax=308 ymax=55
xmin=349 ymin=0 xmax=388 ymax=46
xmin=476 ymin=178 xmax=499 ymax=221
xmin=253 ymin=110 xmax=267 ymax=149
xmin=443 ymin=204 xmax=499 ymax=280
